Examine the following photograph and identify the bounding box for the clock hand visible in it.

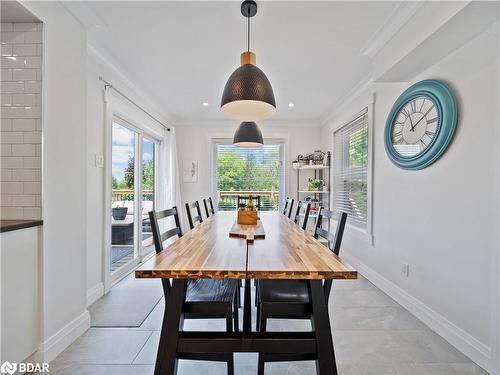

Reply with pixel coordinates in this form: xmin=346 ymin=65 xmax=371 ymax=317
xmin=413 ymin=105 xmax=435 ymax=129
xmin=409 ymin=114 xmax=415 ymax=132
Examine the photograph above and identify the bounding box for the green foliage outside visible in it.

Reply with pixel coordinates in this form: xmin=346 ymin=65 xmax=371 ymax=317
xmin=112 ymin=156 xmax=154 ymax=201
xmin=217 ymin=149 xmax=279 ymax=191
xmin=347 ymin=126 xmax=368 ymax=221
xmin=217 ymin=147 xmax=280 ymax=210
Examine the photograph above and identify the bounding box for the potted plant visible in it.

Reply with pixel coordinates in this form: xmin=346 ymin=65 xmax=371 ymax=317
xmin=112 ymin=202 xmax=128 ymax=220
xmin=308 ymin=179 xmax=324 ymax=191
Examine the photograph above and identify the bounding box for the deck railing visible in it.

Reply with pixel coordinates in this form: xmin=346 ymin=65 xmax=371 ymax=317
xmin=112 ymin=189 xmax=153 ymax=202
xmin=217 ymin=190 xmax=280 ymax=211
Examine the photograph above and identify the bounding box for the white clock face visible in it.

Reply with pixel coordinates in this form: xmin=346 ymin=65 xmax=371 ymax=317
xmin=391 ymin=96 xmax=439 ymax=157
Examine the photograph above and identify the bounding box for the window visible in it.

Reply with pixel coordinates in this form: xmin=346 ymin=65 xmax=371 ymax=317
xmin=213 ymin=141 xmax=284 ymax=211
xmin=333 ymin=109 xmax=369 ymax=229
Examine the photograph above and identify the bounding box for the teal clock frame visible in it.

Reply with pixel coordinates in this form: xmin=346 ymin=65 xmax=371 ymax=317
xmin=384 ymin=79 xmax=457 ymax=170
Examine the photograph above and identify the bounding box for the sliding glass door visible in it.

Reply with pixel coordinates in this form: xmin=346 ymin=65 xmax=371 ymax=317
xmin=110 ymin=118 xmax=158 ymax=279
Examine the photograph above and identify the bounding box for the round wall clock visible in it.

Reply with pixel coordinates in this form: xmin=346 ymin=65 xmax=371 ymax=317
xmin=384 ymin=79 xmax=458 ymax=170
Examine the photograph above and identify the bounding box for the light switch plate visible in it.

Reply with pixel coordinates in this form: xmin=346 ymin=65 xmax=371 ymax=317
xmin=95 ymin=154 xmax=104 ymax=168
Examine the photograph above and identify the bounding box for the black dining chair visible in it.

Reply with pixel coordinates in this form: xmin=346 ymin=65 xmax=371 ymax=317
xmin=149 ymin=207 xmax=239 ymax=375
xmin=293 ymin=201 xmax=311 ymax=230
xmin=203 ymin=198 xmax=215 ymax=218
xmin=237 ymin=195 xmax=261 ymax=210
xmin=185 ymin=200 xmax=203 ymax=229
xmin=283 ymin=197 xmax=294 ymax=218
xmin=255 ymin=208 xmax=348 ymax=374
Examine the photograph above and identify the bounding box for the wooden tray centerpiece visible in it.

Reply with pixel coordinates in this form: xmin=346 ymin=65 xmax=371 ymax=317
xmin=229 ymin=210 xmax=265 ymax=242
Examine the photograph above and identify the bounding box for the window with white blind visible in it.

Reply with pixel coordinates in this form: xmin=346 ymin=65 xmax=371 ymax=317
xmin=213 ymin=141 xmax=284 ymax=211
xmin=333 ymin=109 xmax=369 ymax=229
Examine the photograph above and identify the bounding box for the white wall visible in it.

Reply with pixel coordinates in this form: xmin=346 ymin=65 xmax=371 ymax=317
xmin=321 ymin=28 xmax=499 ymax=372
xmin=175 ymin=120 xmax=322 ymax=228
xmin=22 ymin=1 xmax=88 ymax=362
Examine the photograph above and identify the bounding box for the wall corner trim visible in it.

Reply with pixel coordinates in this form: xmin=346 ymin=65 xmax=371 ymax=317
xmin=86 ymin=282 xmax=104 ymax=307
xmin=37 ymin=310 xmax=91 ymax=363
xmin=343 ymin=252 xmax=492 ymax=373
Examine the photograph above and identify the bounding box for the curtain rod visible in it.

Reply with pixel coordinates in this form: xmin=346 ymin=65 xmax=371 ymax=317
xmin=99 ymin=76 xmax=171 ymax=131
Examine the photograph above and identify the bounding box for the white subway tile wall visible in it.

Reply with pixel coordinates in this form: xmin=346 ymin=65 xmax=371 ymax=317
xmin=1 ymin=22 xmax=42 ymax=220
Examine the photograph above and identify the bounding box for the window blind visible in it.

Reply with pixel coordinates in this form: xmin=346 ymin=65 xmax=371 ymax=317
xmin=333 ymin=110 xmax=369 ymax=228
xmin=215 ymin=143 xmax=283 ymax=211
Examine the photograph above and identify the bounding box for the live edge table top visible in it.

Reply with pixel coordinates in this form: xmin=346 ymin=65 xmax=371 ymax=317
xmin=135 ymin=211 xmax=357 ymax=280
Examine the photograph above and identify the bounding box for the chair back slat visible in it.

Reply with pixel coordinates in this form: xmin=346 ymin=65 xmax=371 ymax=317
xmin=314 ymin=208 xmax=347 ymax=255
xmin=208 ymin=197 xmax=215 ymax=214
xmin=203 ymin=199 xmax=211 ymax=218
xmin=149 ymin=206 xmax=183 ymax=254
xmin=237 ymin=195 xmax=261 ymax=210
xmin=185 ymin=200 xmax=203 ymax=229
xmin=283 ymin=198 xmax=294 ymax=218
xmin=294 ymin=201 xmax=311 ymax=230
xmin=313 ymin=208 xmax=348 ymax=301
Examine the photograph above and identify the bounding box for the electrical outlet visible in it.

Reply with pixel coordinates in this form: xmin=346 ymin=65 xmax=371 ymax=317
xmin=95 ymin=154 xmax=104 ymax=168
xmin=402 ymin=263 xmax=410 ymax=277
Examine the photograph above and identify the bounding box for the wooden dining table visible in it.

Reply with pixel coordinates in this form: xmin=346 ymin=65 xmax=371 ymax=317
xmin=136 ymin=211 xmax=357 ymax=375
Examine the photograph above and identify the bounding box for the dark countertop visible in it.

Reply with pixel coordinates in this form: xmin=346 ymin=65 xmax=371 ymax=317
xmin=0 ymin=219 xmax=43 ymax=233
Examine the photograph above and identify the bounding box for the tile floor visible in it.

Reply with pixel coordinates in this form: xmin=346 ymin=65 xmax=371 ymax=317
xmin=46 ymin=276 xmax=488 ymax=375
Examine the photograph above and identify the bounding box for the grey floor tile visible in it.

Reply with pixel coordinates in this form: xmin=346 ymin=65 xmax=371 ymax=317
xmin=450 ymin=362 xmax=489 ymax=375
xmin=391 ymin=330 xmax=470 ymax=364
xmin=54 ymin=329 xmax=153 ymax=365
xmin=48 ymin=274 xmax=486 ymax=375
xmin=137 ymin=306 xmax=163 ymax=331
xmin=394 ymin=362 xmax=459 ymax=375
xmin=43 ymin=363 xmax=154 ymax=375
xmin=133 ymin=331 xmax=159 ymax=364
xmin=336 ymin=306 xmax=427 ymax=331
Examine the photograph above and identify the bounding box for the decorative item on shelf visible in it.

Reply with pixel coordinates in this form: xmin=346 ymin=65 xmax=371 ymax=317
xmin=221 ymin=0 xmax=276 ymax=121
xmin=384 ymin=79 xmax=458 ymax=170
xmin=312 ymin=150 xmax=326 ymax=165
xmin=308 ymin=179 xmax=324 ymax=191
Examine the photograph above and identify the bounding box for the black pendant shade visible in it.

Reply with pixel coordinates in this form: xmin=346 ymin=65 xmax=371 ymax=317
xmin=221 ymin=64 xmax=276 ymax=121
xmin=233 ymin=121 xmax=264 ymax=147
xmin=221 ymin=0 xmax=276 ymax=121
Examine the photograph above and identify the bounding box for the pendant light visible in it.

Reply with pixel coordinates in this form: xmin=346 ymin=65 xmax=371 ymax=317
xmin=233 ymin=121 xmax=264 ymax=147
xmin=221 ymin=0 xmax=276 ymax=121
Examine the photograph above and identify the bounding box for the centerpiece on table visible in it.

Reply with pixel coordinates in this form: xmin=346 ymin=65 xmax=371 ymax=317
xmin=237 ymin=197 xmax=259 ymax=225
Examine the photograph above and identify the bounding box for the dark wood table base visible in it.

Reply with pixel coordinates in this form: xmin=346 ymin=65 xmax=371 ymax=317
xmin=154 ymin=278 xmax=337 ymax=375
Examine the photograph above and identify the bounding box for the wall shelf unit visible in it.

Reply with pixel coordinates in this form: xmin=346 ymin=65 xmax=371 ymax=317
xmin=294 ymin=153 xmax=331 ymax=232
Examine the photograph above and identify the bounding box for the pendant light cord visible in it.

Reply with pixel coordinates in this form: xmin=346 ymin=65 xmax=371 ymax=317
xmin=247 ymin=10 xmax=250 ymax=52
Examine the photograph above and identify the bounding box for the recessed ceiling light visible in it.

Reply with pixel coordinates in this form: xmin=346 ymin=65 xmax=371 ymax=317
xmin=202 ymin=102 xmax=209 ymax=107
xmin=288 ymin=102 xmax=295 ymax=108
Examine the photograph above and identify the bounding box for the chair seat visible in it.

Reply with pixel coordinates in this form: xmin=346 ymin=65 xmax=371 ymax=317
xmin=258 ymin=280 xmax=310 ymax=304
xmin=186 ymin=279 xmax=237 ymax=303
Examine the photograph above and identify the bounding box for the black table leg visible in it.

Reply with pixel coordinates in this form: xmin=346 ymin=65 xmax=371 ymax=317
xmin=155 ymin=278 xmax=187 ymax=375
xmin=243 ymin=278 xmax=252 ymax=334
xmin=309 ymin=280 xmax=337 ymax=375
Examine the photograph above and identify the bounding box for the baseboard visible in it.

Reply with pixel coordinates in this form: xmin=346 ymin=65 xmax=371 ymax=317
xmin=37 ymin=310 xmax=90 ymax=363
xmin=343 ymin=253 xmax=492 ymax=373
xmin=86 ymin=282 xmax=104 ymax=307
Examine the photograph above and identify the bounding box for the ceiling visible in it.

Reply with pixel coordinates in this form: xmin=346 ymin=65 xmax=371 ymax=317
xmin=1 ymin=1 xmax=40 ymax=22
xmin=79 ymin=1 xmax=402 ymax=123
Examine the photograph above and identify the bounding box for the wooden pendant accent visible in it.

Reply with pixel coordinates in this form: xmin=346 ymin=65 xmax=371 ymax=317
xmin=240 ymin=51 xmax=256 ymax=65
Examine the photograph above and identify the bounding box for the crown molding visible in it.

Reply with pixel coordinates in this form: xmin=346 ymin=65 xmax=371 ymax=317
xmin=360 ymin=2 xmax=426 ymax=58
xmin=60 ymin=1 xmax=106 ymax=31
xmin=320 ymin=72 xmax=374 ymax=126
xmin=87 ymin=44 xmax=177 ymax=126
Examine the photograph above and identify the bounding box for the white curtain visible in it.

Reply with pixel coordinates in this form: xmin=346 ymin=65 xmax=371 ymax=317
xmin=159 ymin=126 xmax=183 ymax=230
